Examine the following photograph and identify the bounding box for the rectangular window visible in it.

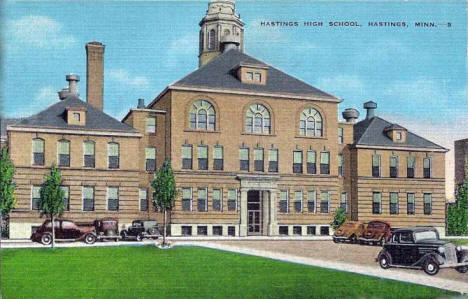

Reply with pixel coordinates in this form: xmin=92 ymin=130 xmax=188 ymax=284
xmin=213 ymin=226 xmax=223 ymax=236
xmin=407 ymin=193 xmax=415 ymax=215
xmin=294 ymin=190 xmax=303 ymax=212
xmin=320 ymin=152 xmax=330 ymax=174
xmin=213 ymin=146 xmax=224 ymax=170
xmin=407 ymin=156 xmax=415 ymax=178
xmin=139 ymin=188 xmax=148 ymax=211
xmin=227 ymin=189 xmax=237 ymax=211
xmin=182 ymin=188 xmax=192 ymax=211
xmin=307 ymin=226 xmax=316 ymax=235
xmin=279 ymin=226 xmax=289 ymax=235
xmin=197 ymin=188 xmax=208 ymax=212
xmin=293 ymin=151 xmax=303 ymax=173
xmin=293 ymin=226 xmax=302 ymax=235
xmin=108 ymin=143 xmax=119 ymax=169
xmin=390 ymin=156 xmax=398 ymax=178
xmin=107 ymin=187 xmax=119 ymax=211
xmin=390 ymin=192 xmax=399 ymax=214
xmin=182 ymin=145 xmax=193 ymax=170
xmin=239 ymin=148 xmax=249 ymax=171
xmin=32 ymin=186 xmax=41 ymax=210
xmin=340 ymin=192 xmax=347 ymax=212
xmin=423 ymin=158 xmax=431 ymax=178
xmin=279 ymin=190 xmax=288 ymax=213
xmin=307 ymin=190 xmax=316 ymax=213
xmin=83 ymin=186 xmax=95 ymax=211
xmin=246 ymin=72 xmax=253 ymax=80
xmin=254 ymin=148 xmax=264 ymax=172
xmin=32 ymin=139 xmax=45 ymax=165
xmin=268 ymin=148 xmax=278 ymax=172
xmin=197 ymin=226 xmax=208 ymax=236
xmin=338 ymin=127 xmax=344 ymax=144
xmin=320 ymin=191 xmax=330 ymax=213
xmin=254 ymin=72 xmax=261 ymax=82
xmin=58 ymin=140 xmax=70 ymax=167
xmin=372 ymin=154 xmax=381 ymax=177
xmin=181 ymin=226 xmax=192 ymax=236
xmin=306 ymin=150 xmax=316 ymax=174
xmin=83 ymin=141 xmax=95 ymax=168
xmin=372 ymin=192 xmax=381 ymax=214
xmin=423 ymin=193 xmax=432 ymax=215
xmin=228 ymin=226 xmax=235 ymax=236
xmin=198 ymin=145 xmax=208 ymax=170
xmin=146 ymin=117 xmax=156 ymax=133
xmin=145 ymin=147 xmax=156 ymax=171
xmin=212 ymin=189 xmax=222 ymax=211
xmin=338 ymin=154 xmax=344 ymax=176
xmin=320 ymin=226 xmax=330 ymax=236
xmin=61 ymin=186 xmax=70 ymax=211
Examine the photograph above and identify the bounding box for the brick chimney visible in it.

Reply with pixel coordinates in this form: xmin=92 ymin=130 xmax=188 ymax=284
xmin=85 ymin=41 xmax=105 ymax=110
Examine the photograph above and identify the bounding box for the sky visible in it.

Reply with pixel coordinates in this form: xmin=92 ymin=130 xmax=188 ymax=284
xmin=1 ymin=0 xmax=467 ymax=199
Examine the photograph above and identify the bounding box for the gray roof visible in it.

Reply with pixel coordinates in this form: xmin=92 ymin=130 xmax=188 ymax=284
xmin=354 ymin=116 xmax=446 ymax=150
xmin=9 ymin=95 xmax=136 ymax=133
xmin=1 ymin=118 xmax=22 ymax=138
xmin=173 ymin=49 xmax=338 ymax=99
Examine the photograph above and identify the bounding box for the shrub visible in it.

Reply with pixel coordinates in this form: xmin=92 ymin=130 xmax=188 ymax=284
xmin=446 ymin=182 xmax=468 ymax=236
xmin=330 ymin=207 xmax=347 ymax=230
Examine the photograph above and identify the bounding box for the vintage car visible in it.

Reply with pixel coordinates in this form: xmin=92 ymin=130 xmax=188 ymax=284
xmin=31 ymin=219 xmax=97 ymax=245
xmin=358 ymin=220 xmax=392 ymax=245
xmin=120 ymin=220 xmax=161 ymax=241
xmin=94 ymin=218 xmax=120 ymax=241
xmin=377 ymin=226 xmax=468 ymax=275
xmin=333 ymin=221 xmax=366 ymax=243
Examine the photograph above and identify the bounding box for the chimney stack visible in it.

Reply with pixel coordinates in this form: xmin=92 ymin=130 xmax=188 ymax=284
xmin=342 ymin=108 xmax=359 ymax=123
xmin=363 ymin=101 xmax=377 ymax=120
xmin=66 ymin=74 xmax=80 ymax=96
xmin=86 ymin=41 xmax=105 ymax=110
xmin=137 ymin=98 xmax=145 ymax=109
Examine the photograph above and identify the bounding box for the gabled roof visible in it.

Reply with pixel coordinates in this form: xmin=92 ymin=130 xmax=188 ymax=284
xmin=353 ymin=116 xmax=447 ymax=151
xmin=173 ymin=49 xmax=338 ymax=100
xmin=9 ymin=95 xmax=137 ymax=133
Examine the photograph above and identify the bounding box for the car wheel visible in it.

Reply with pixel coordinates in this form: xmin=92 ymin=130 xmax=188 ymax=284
xmin=349 ymin=235 xmax=357 ymax=244
xmin=379 ymin=253 xmax=391 ymax=269
xmin=136 ymin=233 xmax=143 ymax=242
xmin=41 ymin=233 xmax=52 ymax=245
xmin=423 ymin=258 xmax=440 ymax=276
xmin=456 ymin=266 xmax=467 ymax=273
xmin=84 ymin=234 xmax=96 ymax=245
xmin=333 ymin=237 xmax=338 ymax=243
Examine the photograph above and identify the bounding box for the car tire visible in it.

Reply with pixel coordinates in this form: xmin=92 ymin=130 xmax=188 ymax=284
xmin=41 ymin=233 xmax=52 ymax=245
xmin=84 ymin=234 xmax=96 ymax=245
xmin=333 ymin=237 xmax=338 ymax=243
xmin=350 ymin=235 xmax=357 ymax=244
xmin=136 ymin=233 xmax=143 ymax=242
xmin=379 ymin=253 xmax=391 ymax=269
xmin=456 ymin=266 xmax=467 ymax=273
xmin=423 ymin=258 xmax=440 ymax=276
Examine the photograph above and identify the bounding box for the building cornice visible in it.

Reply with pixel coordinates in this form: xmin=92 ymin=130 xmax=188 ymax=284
xmin=353 ymin=144 xmax=448 ymax=153
xmin=121 ymin=108 xmax=167 ymax=123
xmin=7 ymin=126 xmax=142 ymax=138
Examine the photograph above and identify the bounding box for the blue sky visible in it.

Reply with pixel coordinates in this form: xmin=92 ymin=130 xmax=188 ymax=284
xmin=1 ymin=0 xmax=467 ymax=198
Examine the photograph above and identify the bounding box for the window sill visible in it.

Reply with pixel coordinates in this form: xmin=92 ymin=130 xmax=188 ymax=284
xmin=294 ymin=135 xmax=326 ymax=140
xmin=241 ymin=132 xmax=276 ymax=137
xmin=184 ymin=129 xmax=220 ymax=134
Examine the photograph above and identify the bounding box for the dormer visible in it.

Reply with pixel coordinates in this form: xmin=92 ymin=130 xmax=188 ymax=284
xmin=65 ymin=106 xmax=87 ymax=126
xmin=236 ymin=62 xmax=268 ymax=85
xmin=384 ymin=124 xmax=407 ymax=143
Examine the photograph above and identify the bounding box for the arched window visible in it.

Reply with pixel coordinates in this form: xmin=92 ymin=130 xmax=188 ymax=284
xmin=189 ymin=100 xmax=216 ymax=130
xmin=246 ymin=103 xmax=271 ymax=134
xmin=208 ymin=29 xmax=216 ymax=50
xmin=199 ymin=31 xmax=204 ymax=52
xmin=299 ymin=108 xmax=323 ymax=137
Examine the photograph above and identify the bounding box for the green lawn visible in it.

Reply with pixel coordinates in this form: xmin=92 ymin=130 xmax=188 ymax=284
xmin=443 ymin=239 xmax=468 ymax=246
xmin=1 ymin=245 xmax=458 ymax=299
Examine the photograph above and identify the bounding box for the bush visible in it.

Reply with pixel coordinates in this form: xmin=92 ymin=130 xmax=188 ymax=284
xmin=446 ymin=182 xmax=468 ymax=236
xmin=330 ymin=207 xmax=347 ymax=230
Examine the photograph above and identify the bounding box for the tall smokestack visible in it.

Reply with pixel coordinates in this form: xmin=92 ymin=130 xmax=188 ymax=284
xmin=86 ymin=41 xmax=105 ymax=110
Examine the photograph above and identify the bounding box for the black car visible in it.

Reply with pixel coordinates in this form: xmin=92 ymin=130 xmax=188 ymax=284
xmin=377 ymin=226 xmax=468 ymax=275
xmin=120 ymin=220 xmax=161 ymax=241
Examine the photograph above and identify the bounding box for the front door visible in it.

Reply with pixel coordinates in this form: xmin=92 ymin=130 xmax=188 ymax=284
xmin=247 ymin=190 xmax=262 ymax=235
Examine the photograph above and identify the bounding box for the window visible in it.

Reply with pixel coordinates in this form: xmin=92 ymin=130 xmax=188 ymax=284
xmin=299 ymin=107 xmax=323 ymax=137
xmin=239 ymin=148 xmax=249 ymax=171
xmin=294 ymin=190 xmax=303 ymax=212
xmin=407 ymin=156 xmax=415 ymax=178
xmin=213 ymin=146 xmax=223 ymax=170
xmin=228 ymin=226 xmax=235 ymax=236
xmin=213 ymin=189 xmax=222 ymax=211
xmin=372 ymin=192 xmax=381 ymax=214
xmin=254 ymin=73 xmax=262 ymax=82
xmin=108 ymin=143 xmax=119 ymax=169
xmin=246 ymin=72 xmax=253 ymax=80
xmin=423 ymin=157 xmax=431 ymax=178
xmin=208 ymin=29 xmax=216 ymax=50
xmin=372 ymin=154 xmax=381 ymax=177
xmin=340 ymin=192 xmax=347 ymax=212
xmin=197 ymin=226 xmax=208 ymax=236
xmin=400 ymin=232 xmax=413 ymax=243
xmin=73 ymin=113 xmax=80 ymax=121
xmin=146 ymin=117 xmax=156 ymax=133
xmin=182 ymin=145 xmax=193 ymax=169
xmin=307 ymin=190 xmax=316 ymax=213
xmin=182 ymin=188 xmax=192 ymax=211
xmin=254 ymin=148 xmax=264 ymax=172
xmin=423 ymin=193 xmax=432 ymax=215
xmin=189 ymin=100 xmax=215 ymax=130
xmin=32 ymin=138 xmax=45 ymax=165
xmin=107 ymin=187 xmax=119 ymax=211
xmin=306 ymin=150 xmax=316 ymax=174
xmin=32 ymin=186 xmax=41 ymax=210
xmin=279 ymin=226 xmax=289 ymax=235
xmin=279 ymin=190 xmax=288 ymax=213
xmin=268 ymin=148 xmax=278 ymax=172
xmin=338 ymin=127 xmax=344 ymax=144
xmin=213 ymin=226 xmax=223 ymax=236
xmin=396 ymin=132 xmax=402 ymax=141
xmin=199 ymin=31 xmax=204 ymax=52
xmin=58 ymin=140 xmax=70 ymax=167
xmin=390 ymin=192 xmax=399 ymax=214
xmin=83 ymin=141 xmax=95 ymax=168
xmin=390 ymin=156 xmax=398 ymax=178
xmin=182 ymin=226 xmax=192 ymax=236
xmin=293 ymin=226 xmax=302 ymax=235
xmin=246 ymin=103 xmax=271 ymax=134
xmin=320 ymin=191 xmax=330 ymax=213
xmin=227 ymin=189 xmax=237 ymax=211
xmin=140 ymin=189 xmax=148 ymax=211
xmin=320 ymin=152 xmax=330 ymax=174
xmin=307 ymin=226 xmax=316 ymax=235
xmin=407 ymin=193 xmax=415 ymax=215
xmin=293 ymin=151 xmax=303 ymax=173
xmin=61 ymin=186 xmax=69 ymax=211
xmin=320 ymin=226 xmax=330 ymax=236
xmin=198 ymin=145 xmax=208 ymax=170
xmin=197 ymin=188 xmax=207 ymax=212
xmin=338 ymin=154 xmax=344 ymax=176
xmin=145 ymin=147 xmax=156 ymax=171
xmin=83 ymin=186 xmax=94 ymax=211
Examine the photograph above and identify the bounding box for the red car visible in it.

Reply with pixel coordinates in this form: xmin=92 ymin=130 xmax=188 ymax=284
xmin=358 ymin=220 xmax=392 ymax=246
xmin=31 ymin=219 xmax=97 ymax=245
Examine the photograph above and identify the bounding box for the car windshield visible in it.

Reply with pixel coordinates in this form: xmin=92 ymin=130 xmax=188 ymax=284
xmin=414 ymin=231 xmax=438 ymax=242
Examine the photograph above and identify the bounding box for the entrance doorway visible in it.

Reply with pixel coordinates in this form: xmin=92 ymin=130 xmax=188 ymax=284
xmin=247 ymin=190 xmax=262 ymax=235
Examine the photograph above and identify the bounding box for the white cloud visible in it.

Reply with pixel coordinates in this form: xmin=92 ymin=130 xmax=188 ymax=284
xmin=13 ymin=86 xmax=58 ymax=117
xmin=315 ymin=75 xmax=365 ymax=99
xmin=7 ymin=15 xmax=76 ymax=49
xmin=107 ymin=69 xmax=150 ymax=88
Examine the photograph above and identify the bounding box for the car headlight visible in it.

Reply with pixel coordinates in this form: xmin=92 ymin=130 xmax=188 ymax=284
xmin=438 ymin=246 xmax=445 ymax=253
xmin=456 ymin=245 xmax=462 ymax=252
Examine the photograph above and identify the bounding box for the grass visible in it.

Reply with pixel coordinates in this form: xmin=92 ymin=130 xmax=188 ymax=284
xmin=1 ymin=245 xmax=459 ymax=299
xmin=443 ymin=239 xmax=468 ymax=245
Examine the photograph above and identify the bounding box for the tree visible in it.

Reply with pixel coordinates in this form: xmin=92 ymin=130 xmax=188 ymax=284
xmin=151 ymin=159 xmax=178 ymax=246
xmin=330 ymin=207 xmax=347 ymax=230
xmin=447 ymin=182 xmax=468 ymax=236
xmin=39 ymin=164 xmax=66 ymax=248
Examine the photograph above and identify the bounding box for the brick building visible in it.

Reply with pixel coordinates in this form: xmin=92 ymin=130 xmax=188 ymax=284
xmin=455 ymin=139 xmax=468 ymax=186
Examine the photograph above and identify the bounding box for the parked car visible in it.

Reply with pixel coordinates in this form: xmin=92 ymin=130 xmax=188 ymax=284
xmin=333 ymin=221 xmax=366 ymax=244
xmin=358 ymin=220 xmax=392 ymax=245
xmin=120 ymin=220 xmax=161 ymax=241
xmin=377 ymin=226 xmax=468 ymax=275
xmin=94 ymin=218 xmax=120 ymax=242
xmin=31 ymin=219 xmax=97 ymax=245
